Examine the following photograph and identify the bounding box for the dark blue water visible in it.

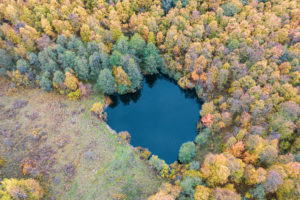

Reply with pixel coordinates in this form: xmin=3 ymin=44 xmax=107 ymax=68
xmin=106 ymin=76 xmax=202 ymax=163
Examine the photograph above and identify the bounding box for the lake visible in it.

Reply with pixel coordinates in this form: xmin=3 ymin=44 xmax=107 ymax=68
xmin=106 ymin=75 xmax=202 ymax=163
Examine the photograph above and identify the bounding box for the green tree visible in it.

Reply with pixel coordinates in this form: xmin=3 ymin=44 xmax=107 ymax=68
xmin=74 ymin=57 xmax=89 ymax=80
xmin=39 ymin=74 xmax=52 ymax=92
xmin=89 ymin=52 xmax=102 ymax=80
xmin=95 ymin=68 xmax=116 ymax=94
xmin=227 ymin=38 xmax=240 ymax=51
xmin=221 ymin=3 xmax=240 ymax=17
xmin=29 ymin=52 xmax=40 ymax=68
xmin=113 ymin=36 xmax=129 ymax=55
xmin=0 ymin=49 xmax=13 ymax=72
xmin=16 ymin=59 xmax=29 ymax=74
xmin=195 ymin=128 xmax=210 ymax=146
xmin=126 ymin=58 xmax=143 ymax=90
xmin=110 ymin=51 xmax=123 ymax=67
xmin=143 ymin=43 xmax=161 ymax=74
xmin=53 ymin=70 xmax=65 ymax=87
xmin=129 ymin=33 xmax=146 ymax=58
xmin=180 ymin=176 xmax=202 ymax=198
xmin=59 ymin=50 xmax=76 ymax=70
xmin=179 ymin=142 xmax=196 ymax=163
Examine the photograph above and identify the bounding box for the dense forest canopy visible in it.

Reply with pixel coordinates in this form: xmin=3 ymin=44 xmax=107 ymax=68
xmin=0 ymin=0 xmax=299 ymax=199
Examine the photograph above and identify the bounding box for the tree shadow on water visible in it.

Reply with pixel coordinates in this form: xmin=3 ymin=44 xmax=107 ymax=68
xmin=145 ymin=75 xmax=158 ymax=88
xmin=109 ymin=89 xmax=142 ymax=108
xmin=119 ymin=90 xmax=142 ymax=105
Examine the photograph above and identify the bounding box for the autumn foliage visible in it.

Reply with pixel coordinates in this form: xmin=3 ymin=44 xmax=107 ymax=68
xmin=0 ymin=0 xmax=299 ymax=199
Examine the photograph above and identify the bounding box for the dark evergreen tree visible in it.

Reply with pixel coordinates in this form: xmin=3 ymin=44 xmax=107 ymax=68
xmin=39 ymin=73 xmax=52 ymax=91
xmin=110 ymin=51 xmax=123 ymax=67
xmin=95 ymin=68 xmax=116 ymax=94
xmin=53 ymin=70 xmax=65 ymax=86
xmin=129 ymin=33 xmax=146 ymax=58
xmin=126 ymin=58 xmax=143 ymax=90
xmin=89 ymin=52 xmax=102 ymax=80
xmin=16 ymin=59 xmax=29 ymax=74
xmin=0 ymin=49 xmax=13 ymax=71
xmin=143 ymin=43 xmax=161 ymax=74
xmin=178 ymin=142 xmax=196 ymax=163
xmin=74 ymin=57 xmax=89 ymax=80
xmin=113 ymin=36 xmax=129 ymax=55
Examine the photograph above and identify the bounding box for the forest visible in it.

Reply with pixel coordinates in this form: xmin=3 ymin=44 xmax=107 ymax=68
xmin=0 ymin=0 xmax=299 ymax=199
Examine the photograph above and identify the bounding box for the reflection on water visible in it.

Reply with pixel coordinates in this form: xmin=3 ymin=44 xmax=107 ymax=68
xmin=106 ymin=75 xmax=202 ymax=163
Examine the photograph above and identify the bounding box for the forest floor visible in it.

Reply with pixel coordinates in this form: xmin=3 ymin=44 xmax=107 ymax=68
xmin=0 ymin=78 xmax=162 ymax=200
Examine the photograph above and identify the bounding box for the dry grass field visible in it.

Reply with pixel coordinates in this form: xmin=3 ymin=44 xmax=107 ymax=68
xmin=0 ymin=78 xmax=162 ymax=200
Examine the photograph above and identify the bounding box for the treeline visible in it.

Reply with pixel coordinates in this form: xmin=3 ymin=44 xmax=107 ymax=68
xmin=1 ymin=33 xmax=161 ymax=98
xmin=0 ymin=0 xmax=299 ymax=200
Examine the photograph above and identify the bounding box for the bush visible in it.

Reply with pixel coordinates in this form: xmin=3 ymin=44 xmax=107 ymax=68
xmin=179 ymin=142 xmax=196 ymax=163
xmin=67 ymin=89 xmax=81 ymax=100
xmin=0 ymin=178 xmax=44 ymax=199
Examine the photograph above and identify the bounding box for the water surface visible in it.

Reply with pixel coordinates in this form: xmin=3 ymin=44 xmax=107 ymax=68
xmin=106 ymin=76 xmax=202 ymax=163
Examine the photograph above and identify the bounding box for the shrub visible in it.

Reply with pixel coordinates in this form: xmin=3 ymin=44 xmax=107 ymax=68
xmin=0 ymin=178 xmax=44 ymax=199
xmin=67 ymin=89 xmax=81 ymax=100
xmin=179 ymin=142 xmax=196 ymax=163
xmin=64 ymin=71 xmax=79 ymax=91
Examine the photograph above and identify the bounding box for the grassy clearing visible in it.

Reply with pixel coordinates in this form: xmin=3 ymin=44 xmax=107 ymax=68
xmin=0 ymin=79 xmax=162 ymax=199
